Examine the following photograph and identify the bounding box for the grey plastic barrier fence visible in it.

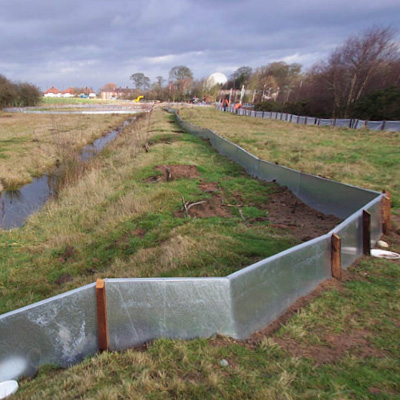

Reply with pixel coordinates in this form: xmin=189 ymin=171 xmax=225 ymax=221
xmin=0 ymin=109 xmax=385 ymax=382
xmin=216 ymin=105 xmax=400 ymax=131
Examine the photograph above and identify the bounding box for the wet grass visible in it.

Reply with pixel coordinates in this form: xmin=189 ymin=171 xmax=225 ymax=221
xmin=179 ymin=107 xmax=400 ymax=208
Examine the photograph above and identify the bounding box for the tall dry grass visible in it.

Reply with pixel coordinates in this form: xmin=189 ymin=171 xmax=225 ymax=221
xmin=0 ymin=112 xmax=131 ymax=192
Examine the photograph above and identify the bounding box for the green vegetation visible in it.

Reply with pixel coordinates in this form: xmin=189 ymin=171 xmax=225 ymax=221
xmin=0 ymin=108 xmax=300 ymax=314
xmin=3 ymin=107 xmax=399 ymax=398
xmin=180 ymin=107 xmax=400 ymax=208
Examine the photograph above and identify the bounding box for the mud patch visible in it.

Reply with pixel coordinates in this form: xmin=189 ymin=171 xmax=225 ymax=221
xmin=175 ymin=194 xmax=231 ymax=218
xmin=148 ymin=135 xmax=181 ymax=146
xmin=264 ymin=186 xmax=341 ymax=240
xmin=133 ymin=227 xmax=146 ymax=237
xmin=198 ymin=181 xmax=220 ymax=193
xmin=146 ymin=165 xmax=199 ymax=182
xmin=57 ymin=245 xmax=77 ymax=263
xmin=55 ymin=273 xmax=73 ymax=286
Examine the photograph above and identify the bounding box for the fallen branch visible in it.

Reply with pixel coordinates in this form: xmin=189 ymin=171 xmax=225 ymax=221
xmin=181 ymin=197 xmax=207 ymax=218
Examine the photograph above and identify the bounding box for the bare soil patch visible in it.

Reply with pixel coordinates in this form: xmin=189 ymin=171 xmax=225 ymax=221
xmin=146 ymin=165 xmax=199 ymax=183
xmin=57 ymin=245 xmax=78 ymax=263
xmin=175 ymin=193 xmax=232 ymax=218
xmin=274 ymin=330 xmax=386 ymax=364
xmin=198 ymin=180 xmax=219 ymax=193
xmin=148 ymin=135 xmax=181 ymax=146
xmin=55 ymin=273 xmax=73 ymax=286
xmin=265 ymin=187 xmax=341 ymax=240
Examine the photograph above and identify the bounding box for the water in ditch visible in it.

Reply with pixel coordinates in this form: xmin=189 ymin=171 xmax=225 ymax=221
xmin=0 ymin=118 xmax=135 ymax=230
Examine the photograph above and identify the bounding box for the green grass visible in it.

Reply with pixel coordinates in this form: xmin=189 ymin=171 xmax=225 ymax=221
xmin=0 ymin=108 xmax=298 ymax=314
xmin=179 ymin=107 xmax=400 ymax=208
xmin=4 ymin=108 xmax=400 ymax=399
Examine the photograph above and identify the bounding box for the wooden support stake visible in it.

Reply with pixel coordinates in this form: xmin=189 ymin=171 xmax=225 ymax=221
xmin=362 ymin=210 xmax=371 ymax=256
xmin=96 ymin=279 xmax=109 ymax=352
xmin=331 ymin=234 xmax=342 ymax=280
xmin=382 ymin=190 xmax=392 ymax=234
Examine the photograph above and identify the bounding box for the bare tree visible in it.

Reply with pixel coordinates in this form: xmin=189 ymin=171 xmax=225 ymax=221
xmin=318 ymin=27 xmax=399 ymax=117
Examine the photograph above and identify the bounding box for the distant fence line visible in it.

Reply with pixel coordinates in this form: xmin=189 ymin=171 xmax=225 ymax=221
xmin=218 ymin=105 xmax=400 ymax=132
xmin=0 ymin=108 xmax=390 ymax=383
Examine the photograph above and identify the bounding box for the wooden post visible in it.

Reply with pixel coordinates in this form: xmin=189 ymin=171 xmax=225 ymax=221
xmin=382 ymin=190 xmax=392 ymax=234
xmin=96 ymin=279 xmax=109 ymax=352
xmin=331 ymin=234 xmax=342 ymax=280
xmin=381 ymin=120 xmax=386 ymax=131
xmin=362 ymin=210 xmax=371 ymax=256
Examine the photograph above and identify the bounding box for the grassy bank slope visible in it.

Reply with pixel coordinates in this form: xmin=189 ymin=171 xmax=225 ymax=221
xmin=0 ymin=107 xmax=314 ymax=314
xmin=180 ymin=107 xmax=400 ymax=208
xmin=0 ymin=112 xmax=130 ymax=191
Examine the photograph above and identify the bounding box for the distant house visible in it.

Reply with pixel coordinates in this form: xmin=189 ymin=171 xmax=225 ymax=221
xmin=100 ymin=87 xmax=136 ymax=100
xmin=43 ymin=86 xmax=62 ymax=97
xmin=62 ymin=87 xmax=76 ymax=98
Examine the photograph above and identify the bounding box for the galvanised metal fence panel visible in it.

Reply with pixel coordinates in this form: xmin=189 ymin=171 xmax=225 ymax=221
xmin=105 ymin=278 xmax=234 ymax=351
xmin=234 ymin=146 xmax=260 ymax=176
xmin=332 ymin=212 xmax=363 ymax=268
xmin=263 ymin=111 xmax=272 ymax=119
xmin=306 ymin=117 xmax=317 ymax=125
xmin=214 ymin=136 xmax=241 ymax=161
xmin=298 ymin=173 xmax=380 ymax=219
xmin=319 ymin=119 xmax=333 ymax=127
xmin=255 ymin=111 xmax=263 ymax=118
xmin=0 ymin=284 xmax=97 ymax=382
xmin=354 ymin=120 xmax=366 ymax=129
xmin=228 ymin=235 xmax=331 ymax=339
xmin=335 ymin=119 xmax=352 ymax=128
xmin=364 ymin=196 xmax=383 ymax=244
xmin=366 ymin=121 xmax=384 ymax=131
xmin=257 ymin=160 xmax=301 ymax=197
xmin=384 ymin=121 xmax=400 ymax=132
xmin=298 ymin=116 xmax=307 ymax=124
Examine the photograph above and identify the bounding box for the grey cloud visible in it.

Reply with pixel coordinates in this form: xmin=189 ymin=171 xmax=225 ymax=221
xmin=0 ymin=0 xmax=398 ymax=90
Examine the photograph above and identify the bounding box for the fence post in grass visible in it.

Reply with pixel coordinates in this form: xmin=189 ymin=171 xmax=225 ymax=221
xmin=331 ymin=234 xmax=342 ymax=280
xmin=362 ymin=210 xmax=371 ymax=256
xmin=381 ymin=120 xmax=386 ymax=131
xmin=382 ymin=190 xmax=392 ymax=235
xmin=96 ymin=279 xmax=109 ymax=352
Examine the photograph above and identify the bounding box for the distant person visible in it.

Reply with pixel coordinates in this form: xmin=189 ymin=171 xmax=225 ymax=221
xmin=234 ymin=103 xmax=242 ymax=110
xmin=222 ymin=97 xmax=229 ymax=111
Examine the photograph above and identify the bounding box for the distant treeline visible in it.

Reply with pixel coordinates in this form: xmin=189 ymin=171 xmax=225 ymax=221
xmin=0 ymin=75 xmax=42 ymax=108
xmin=130 ymin=26 xmax=400 ymax=120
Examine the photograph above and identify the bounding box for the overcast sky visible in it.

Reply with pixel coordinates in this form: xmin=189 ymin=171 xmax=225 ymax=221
xmin=1 ymin=0 xmax=399 ymax=91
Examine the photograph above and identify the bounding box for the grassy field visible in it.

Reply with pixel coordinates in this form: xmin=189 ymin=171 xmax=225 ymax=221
xmin=179 ymin=107 xmax=400 ymax=209
xmin=4 ymin=107 xmax=400 ymax=399
xmin=0 ymin=111 xmax=131 ymax=191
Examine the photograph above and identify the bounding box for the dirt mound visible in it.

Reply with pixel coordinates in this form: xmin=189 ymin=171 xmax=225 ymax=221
xmin=146 ymin=165 xmax=199 ymax=182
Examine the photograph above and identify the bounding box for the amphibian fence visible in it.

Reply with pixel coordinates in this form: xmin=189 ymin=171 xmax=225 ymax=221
xmin=0 ymin=109 xmax=390 ymax=382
